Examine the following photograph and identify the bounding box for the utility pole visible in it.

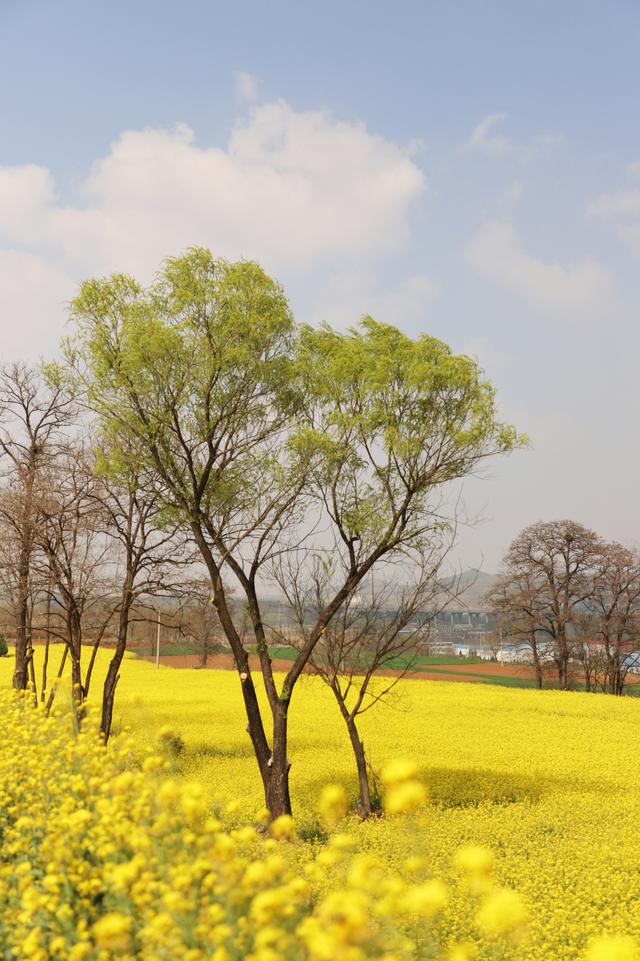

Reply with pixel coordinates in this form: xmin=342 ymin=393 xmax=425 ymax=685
xmin=156 ymin=608 xmax=161 ymax=670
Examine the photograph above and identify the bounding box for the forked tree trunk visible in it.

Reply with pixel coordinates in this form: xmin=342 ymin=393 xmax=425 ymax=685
xmin=346 ymin=716 xmax=372 ymax=819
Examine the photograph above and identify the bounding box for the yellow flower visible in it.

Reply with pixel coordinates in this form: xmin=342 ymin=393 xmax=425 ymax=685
xmin=91 ymin=911 xmax=132 ymax=951
xmin=452 ymin=845 xmax=494 ymax=879
xmin=584 ymin=935 xmax=640 ymax=961
xmin=402 ymin=879 xmax=449 ymax=918
xmin=270 ymin=815 xmax=296 ymax=842
xmin=381 ymin=758 xmax=419 ymax=786
xmin=476 ymin=888 xmax=527 ymax=940
xmin=447 ymin=942 xmax=478 ymax=961
xmin=318 ymin=784 xmax=348 ymax=827
xmin=384 ymin=780 xmax=427 ymax=815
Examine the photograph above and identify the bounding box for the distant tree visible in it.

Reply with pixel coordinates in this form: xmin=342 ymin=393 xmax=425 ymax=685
xmin=176 ymin=576 xmax=226 ymax=668
xmin=66 ymin=248 xmax=522 ymax=817
xmin=491 ymin=520 xmax=604 ymax=690
xmin=485 ymin=567 xmax=553 ymax=689
xmin=585 ymin=543 xmax=640 ymax=695
xmin=0 ymin=363 xmax=74 ymax=690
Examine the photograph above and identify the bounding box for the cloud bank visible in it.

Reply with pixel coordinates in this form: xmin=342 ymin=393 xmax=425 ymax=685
xmin=0 ymin=100 xmax=426 ymax=359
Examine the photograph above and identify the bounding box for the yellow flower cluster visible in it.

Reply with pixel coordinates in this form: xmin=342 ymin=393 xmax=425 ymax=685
xmin=2 ymin=648 xmax=640 ymax=961
xmin=0 ymin=688 xmax=529 ymax=961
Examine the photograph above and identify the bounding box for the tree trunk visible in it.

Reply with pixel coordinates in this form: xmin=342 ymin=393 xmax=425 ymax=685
xmin=12 ymin=562 xmax=30 ymax=690
xmin=346 ymin=716 xmax=372 ymax=818
xmin=101 ymin=593 xmax=132 ymax=742
xmin=557 ymin=653 xmax=569 ymax=691
xmin=531 ymin=643 xmax=543 ymax=690
xmin=45 ymin=646 xmax=68 ymax=714
xmin=41 ymin=593 xmax=51 ymax=703
xmin=264 ymin=702 xmax=292 ymax=818
xmin=67 ymin=606 xmax=85 ymax=720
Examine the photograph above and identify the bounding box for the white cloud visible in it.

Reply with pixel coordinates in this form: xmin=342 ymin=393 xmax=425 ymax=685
xmin=587 ymin=172 xmax=640 ymax=260
xmin=307 ymin=269 xmax=436 ymax=330
xmin=0 ymin=100 xmax=426 ymax=358
xmin=618 ymin=223 xmax=640 ymax=260
xmin=465 ymin=220 xmax=612 ymax=312
xmin=0 ymin=164 xmax=55 ymax=243
xmin=499 ymin=180 xmax=523 ymax=207
xmin=465 ymin=112 xmax=512 ymax=157
xmin=233 ymin=71 xmax=260 ymax=103
xmin=0 ymin=251 xmax=74 ymax=361
xmin=587 ymin=189 xmax=640 ymax=219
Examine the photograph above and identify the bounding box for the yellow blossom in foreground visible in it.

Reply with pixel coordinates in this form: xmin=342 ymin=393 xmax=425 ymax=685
xmin=476 ymin=889 xmax=528 ymax=940
xmin=584 ymin=935 xmax=640 ymax=961
xmin=91 ymin=912 xmax=132 ymax=950
xmin=402 ymin=879 xmax=449 ymax=918
xmin=318 ymin=783 xmax=348 ymax=827
xmin=384 ymin=779 xmax=427 ymax=815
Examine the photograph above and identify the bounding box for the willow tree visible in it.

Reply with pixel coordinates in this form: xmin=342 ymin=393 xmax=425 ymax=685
xmin=67 ymin=247 xmax=522 ymax=817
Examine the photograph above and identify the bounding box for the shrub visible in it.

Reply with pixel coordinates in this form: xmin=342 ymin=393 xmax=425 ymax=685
xmin=0 ymin=635 xmax=7 ymax=657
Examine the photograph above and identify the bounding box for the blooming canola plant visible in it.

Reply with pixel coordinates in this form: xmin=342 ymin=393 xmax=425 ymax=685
xmin=1 ymin=651 xmax=639 ymax=961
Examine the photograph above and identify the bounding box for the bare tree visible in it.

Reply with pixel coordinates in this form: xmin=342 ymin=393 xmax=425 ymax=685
xmin=35 ymin=443 xmax=115 ymax=714
xmin=585 ymin=543 xmax=640 ymax=695
xmin=486 ymin=568 xmax=553 ymax=689
xmin=0 ymin=363 xmax=74 ymax=689
xmin=493 ymin=521 xmax=603 ymax=690
xmin=272 ymin=546 xmax=452 ymax=818
xmin=175 ymin=576 xmax=226 ymax=667
xmin=0 ymin=507 xmax=43 ymax=696
xmin=92 ymin=450 xmax=183 ymax=740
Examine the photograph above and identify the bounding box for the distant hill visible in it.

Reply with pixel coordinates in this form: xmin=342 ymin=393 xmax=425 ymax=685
xmin=439 ymin=569 xmax=497 ymax=611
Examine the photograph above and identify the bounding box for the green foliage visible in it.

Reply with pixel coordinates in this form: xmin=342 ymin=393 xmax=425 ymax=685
xmin=66 ymin=248 xmax=522 ymax=561
xmin=295 ymin=316 xmax=526 ymax=550
xmin=67 ymin=249 xmax=302 ymax=532
xmin=0 ymin=635 xmax=7 ymax=658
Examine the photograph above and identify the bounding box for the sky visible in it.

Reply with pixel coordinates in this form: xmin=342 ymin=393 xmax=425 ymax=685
xmin=0 ymin=0 xmax=639 ymax=570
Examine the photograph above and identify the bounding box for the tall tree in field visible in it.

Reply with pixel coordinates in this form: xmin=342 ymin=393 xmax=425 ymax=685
xmin=0 ymin=364 xmax=75 ymax=690
xmin=66 ymin=248 xmax=522 ymax=816
xmin=495 ymin=520 xmax=603 ymax=690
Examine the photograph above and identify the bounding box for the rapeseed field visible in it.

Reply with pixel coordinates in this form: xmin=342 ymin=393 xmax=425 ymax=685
xmin=1 ymin=649 xmax=639 ymax=961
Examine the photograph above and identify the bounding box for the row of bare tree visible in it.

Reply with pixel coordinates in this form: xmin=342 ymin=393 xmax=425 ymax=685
xmin=0 ymin=363 xmax=226 ymax=737
xmin=487 ymin=520 xmax=640 ymax=694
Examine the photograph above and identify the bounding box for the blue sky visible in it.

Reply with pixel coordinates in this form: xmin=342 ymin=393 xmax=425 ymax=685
xmin=1 ymin=0 xmax=639 ymax=567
